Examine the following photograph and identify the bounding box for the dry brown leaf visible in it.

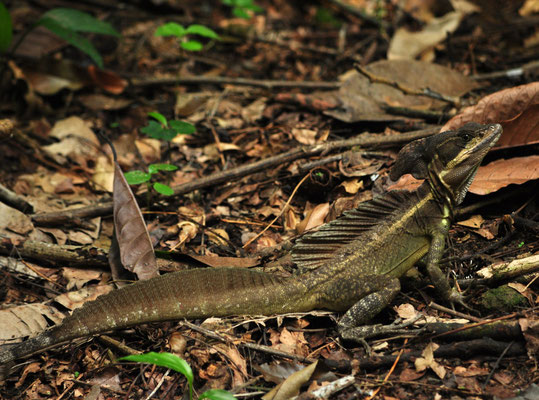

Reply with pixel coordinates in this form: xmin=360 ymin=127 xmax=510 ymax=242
xmin=262 ymin=361 xmax=318 ymax=400
xmin=135 ymin=138 xmax=161 ymax=163
xmin=0 ymin=203 xmax=34 ymax=235
xmin=61 ymin=268 xmax=105 ymax=291
xmin=442 ymin=82 xmax=539 ymax=148
xmin=43 ymin=116 xmax=99 ymax=165
xmin=285 ymin=208 xmax=299 ymax=231
xmin=325 ymin=60 xmax=478 ymax=122
xmin=216 ymin=142 xmax=241 ymax=152
xmin=15 ymin=26 xmax=66 ymax=59
xmin=341 ymin=179 xmax=362 ymax=194
xmin=454 ymin=363 xmax=490 ymax=377
xmin=112 ymin=160 xmax=158 ymax=280
xmin=519 ymin=0 xmax=539 ymax=16
xmin=21 ymin=68 xmax=85 ymax=95
xmin=395 ymin=303 xmax=418 ymax=320
xmin=168 ymin=332 xmax=187 ymax=355
xmin=78 ymin=94 xmax=132 ymax=111
xmin=256 ymin=362 xmax=306 ymax=384
xmin=0 ymin=303 xmax=65 ymax=342
xmin=175 ymin=92 xmax=211 ymax=117
xmin=291 ymin=128 xmax=317 ymax=145
xmin=88 ymin=368 xmax=123 ymax=392
xmin=269 ymin=328 xmax=309 ymax=357
xmin=339 ymin=152 xmax=385 ymax=178
xmin=220 ymin=344 xmax=248 ymax=387
xmin=388 ymin=11 xmax=463 ymax=60
xmin=507 ymin=282 xmax=529 ymax=295
xmin=415 ymin=342 xmax=446 ymax=379
xmin=399 ymin=367 xmax=425 ymax=382
xmin=91 ymin=155 xmax=114 ymax=192
xmin=86 ymin=66 xmax=128 ymax=94
xmin=54 ymin=284 xmax=114 ymax=311
xmin=296 ymin=203 xmax=330 ymax=234
xmin=0 ymin=256 xmax=46 ymax=279
xmin=470 ymin=155 xmax=539 ymax=194
xmin=457 ymin=215 xmax=485 ymax=228
xmin=241 ymin=98 xmax=267 ymax=123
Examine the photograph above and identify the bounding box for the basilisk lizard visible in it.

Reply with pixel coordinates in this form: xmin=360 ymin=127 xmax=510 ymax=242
xmin=0 ymin=122 xmax=502 ymax=378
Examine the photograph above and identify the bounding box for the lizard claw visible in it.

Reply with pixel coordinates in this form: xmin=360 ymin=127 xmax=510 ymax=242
xmin=447 ymin=288 xmax=480 ymax=315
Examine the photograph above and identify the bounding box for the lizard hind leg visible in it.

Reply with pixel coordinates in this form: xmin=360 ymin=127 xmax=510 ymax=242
xmin=337 ymin=277 xmax=402 ymax=346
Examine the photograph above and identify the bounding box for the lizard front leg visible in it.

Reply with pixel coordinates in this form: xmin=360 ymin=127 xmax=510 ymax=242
xmin=426 ymin=218 xmax=465 ymax=305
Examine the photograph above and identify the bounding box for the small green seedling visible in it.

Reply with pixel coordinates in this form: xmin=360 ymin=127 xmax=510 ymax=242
xmin=0 ymin=3 xmax=119 ymax=68
xmin=118 ymin=352 xmax=235 ymax=400
xmin=222 ymin=0 xmax=263 ymax=19
xmin=155 ymin=22 xmax=220 ymax=51
xmin=141 ymin=111 xmax=196 ymax=141
xmin=124 ymin=163 xmax=178 ymax=196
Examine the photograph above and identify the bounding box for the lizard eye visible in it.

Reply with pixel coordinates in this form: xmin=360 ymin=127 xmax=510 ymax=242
xmin=460 ymin=133 xmax=472 ymax=141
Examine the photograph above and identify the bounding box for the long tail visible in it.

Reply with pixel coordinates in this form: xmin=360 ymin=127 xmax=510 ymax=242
xmin=0 ymin=268 xmax=306 ymax=377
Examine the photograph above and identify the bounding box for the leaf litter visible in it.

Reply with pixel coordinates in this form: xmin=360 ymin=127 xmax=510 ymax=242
xmin=0 ymin=1 xmax=538 ymax=399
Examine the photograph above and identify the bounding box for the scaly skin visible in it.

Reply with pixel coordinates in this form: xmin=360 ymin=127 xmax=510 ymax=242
xmin=0 ymin=123 xmax=502 ymax=378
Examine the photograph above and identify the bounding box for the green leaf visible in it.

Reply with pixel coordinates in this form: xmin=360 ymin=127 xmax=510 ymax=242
xmin=140 ymin=120 xmax=164 ymax=138
xmin=148 ymin=163 xmax=178 ymax=174
xmin=180 ymin=40 xmax=203 ymax=51
xmin=153 ymin=182 xmax=174 ymax=196
xmin=119 ymin=352 xmax=193 ymax=390
xmin=186 ymin=24 xmax=220 ymax=40
xmin=124 ymin=170 xmax=151 ymax=185
xmin=40 ymin=8 xmax=119 ymax=36
xmin=141 ymin=120 xmax=177 ymax=141
xmin=235 ymin=0 xmax=255 ymax=7
xmin=155 ymin=22 xmax=186 ymax=38
xmin=199 ymin=389 xmax=236 ymax=400
xmin=37 ymin=17 xmax=103 ymax=67
xmin=315 ymin=7 xmax=342 ymax=28
xmin=169 ymin=120 xmax=196 ymax=134
xmin=148 ymin=111 xmax=168 ymax=127
xmin=248 ymin=4 xmax=264 ymax=13
xmin=232 ymin=7 xmax=250 ymax=19
xmin=0 ymin=2 xmax=13 ymax=52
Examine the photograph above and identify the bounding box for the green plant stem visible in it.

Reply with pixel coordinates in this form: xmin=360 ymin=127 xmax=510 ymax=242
xmin=0 ymin=21 xmax=36 ymax=82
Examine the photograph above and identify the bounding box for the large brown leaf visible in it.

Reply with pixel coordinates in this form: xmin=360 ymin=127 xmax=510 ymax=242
xmin=470 ymin=155 xmax=539 ymax=195
xmin=325 ymin=59 xmax=478 ymax=122
xmin=112 ymin=160 xmax=158 ymax=280
xmin=442 ymin=82 xmax=539 ymax=148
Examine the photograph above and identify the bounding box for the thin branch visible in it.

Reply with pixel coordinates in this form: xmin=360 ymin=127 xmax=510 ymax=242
xmin=132 ymin=75 xmax=340 ymax=90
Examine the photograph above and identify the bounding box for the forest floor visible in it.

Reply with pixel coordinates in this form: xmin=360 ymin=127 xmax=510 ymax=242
xmin=0 ymin=1 xmax=538 ymax=399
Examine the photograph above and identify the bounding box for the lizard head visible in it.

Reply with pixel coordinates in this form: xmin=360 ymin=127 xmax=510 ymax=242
xmin=428 ymin=122 xmax=502 ymax=205
xmin=390 ymin=123 xmax=502 ymax=206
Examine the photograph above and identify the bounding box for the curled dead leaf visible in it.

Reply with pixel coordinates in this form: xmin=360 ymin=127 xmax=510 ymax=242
xmin=112 ymin=161 xmax=158 ymax=280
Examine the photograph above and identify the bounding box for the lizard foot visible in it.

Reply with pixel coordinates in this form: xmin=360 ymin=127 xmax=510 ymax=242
xmin=446 ymin=288 xmax=480 ymax=315
xmin=339 ymin=316 xmax=425 ymax=355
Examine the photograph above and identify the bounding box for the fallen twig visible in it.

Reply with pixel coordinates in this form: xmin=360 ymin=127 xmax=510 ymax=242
xmin=30 ymin=126 xmax=440 ymax=225
xmin=132 ymin=75 xmax=340 ymax=90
